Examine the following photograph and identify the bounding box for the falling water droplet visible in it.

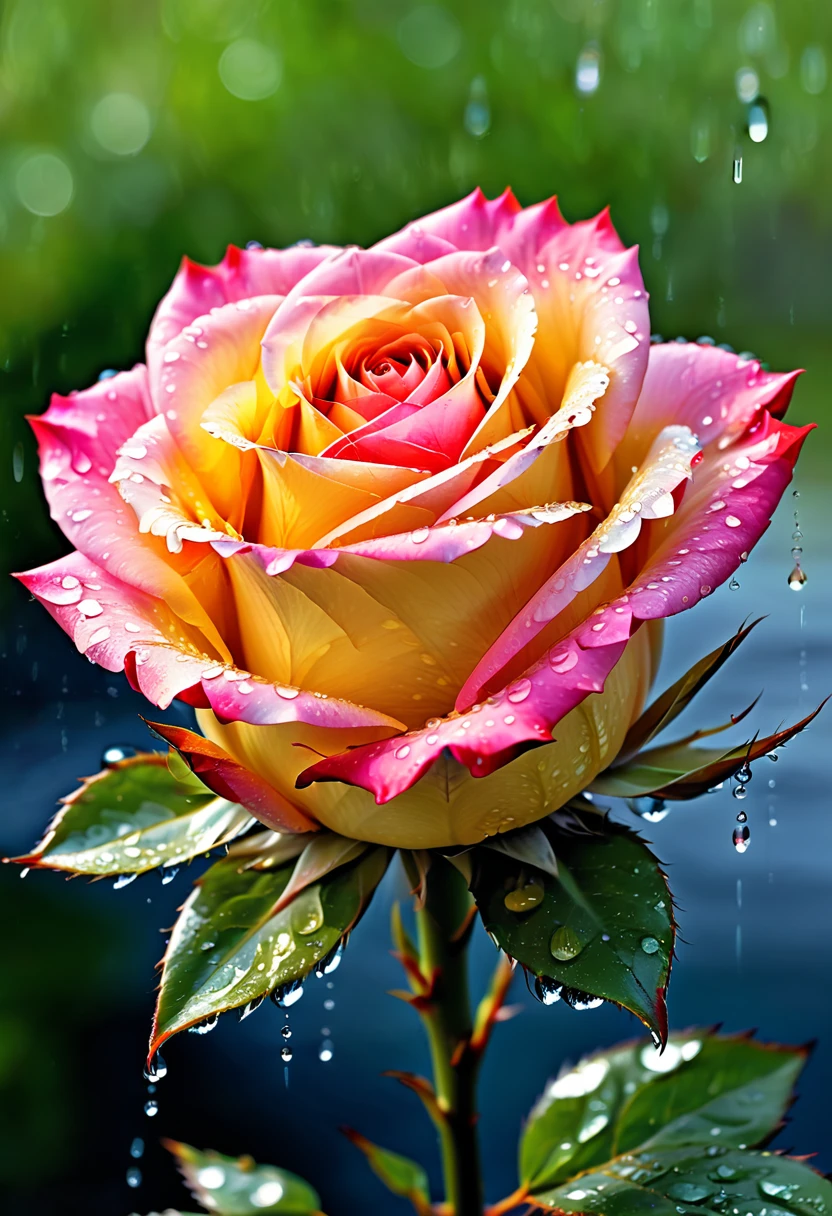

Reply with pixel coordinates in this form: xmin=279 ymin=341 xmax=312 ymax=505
xmin=733 ymin=824 xmax=751 ymax=853
xmin=464 ymin=75 xmax=490 ymax=138
xmin=575 ymin=44 xmax=601 ymax=95
xmin=733 ymin=156 xmax=743 ymax=184
xmin=12 ymin=442 xmax=24 ymax=482
xmin=280 ymin=1044 xmax=293 ymax=1062
xmin=126 ymin=1165 xmax=142 ymax=1188
xmin=130 ymin=1137 xmax=145 ymax=1159
xmin=143 ymin=1098 xmax=159 ymax=1117
xmin=736 ymin=809 xmax=748 ymax=824
xmin=732 ymin=784 xmax=748 ymax=801
xmin=319 ymin=1038 xmax=334 ymax=1062
xmin=550 ymin=926 xmax=584 ymax=961
xmin=788 ymin=565 xmax=807 ymax=590
xmin=748 ymin=98 xmax=769 ymax=142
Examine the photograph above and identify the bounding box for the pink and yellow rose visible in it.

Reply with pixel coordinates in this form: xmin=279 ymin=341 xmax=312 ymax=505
xmin=18 ymin=190 xmax=809 ymax=848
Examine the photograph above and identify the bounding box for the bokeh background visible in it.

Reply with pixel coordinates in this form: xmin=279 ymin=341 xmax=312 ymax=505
xmin=1 ymin=1 xmax=831 ymax=1212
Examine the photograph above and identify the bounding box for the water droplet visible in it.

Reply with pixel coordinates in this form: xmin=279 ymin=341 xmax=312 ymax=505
xmin=504 ymin=881 xmax=545 ymax=913
xmin=733 ymin=824 xmax=751 ymax=853
xmin=534 ymin=976 xmax=562 ymax=1005
xmin=280 ymin=1024 xmax=292 ymax=1039
xmin=143 ymin=1052 xmax=167 ymax=1083
xmin=732 ymin=156 xmax=743 ymax=184
xmin=736 ymin=810 xmax=748 ymax=824
xmin=464 ymin=75 xmax=490 ymax=138
xmin=550 ymin=925 xmax=584 ymax=961
xmin=628 ymin=796 xmax=669 ymax=823
xmin=575 ymin=44 xmax=601 ymax=95
xmin=318 ymin=1039 xmax=334 ymax=1062
xmin=640 ymin=936 xmax=660 ymax=955
xmin=189 ymin=1014 xmax=219 ymax=1034
xmin=280 ymin=1044 xmax=293 ymax=1062
xmin=197 ymin=1165 xmax=226 ymax=1190
xmin=12 ymin=442 xmax=24 ymax=482
xmin=130 ymin=1137 xmax=145 ymax=1159
xmin=788 ymin=565 xmax=807 ymax=590
xmin=733 ymin=784 xmax=748 ymax=801
xmin=291 ymin=887 xmax=325 ymax=936
xmin=113 ymin=872 xmax=137 ymax=889
xmin=126 ymin=1165 xmax=142 ymax=1188
xmin=729 ymin=577 xmax=740 ymax=591
xmin=143 ymin=1099 xmax=159 ymax=1117
xmin=506 ymin=677 xmax=532 ymax=703
xmin=668 ymin=1182 xmax=714 ymax=1203
xmin=274 ymin=981 xmax=304 ymax=1008
xmin=161 ymin=867 xmax=179 ymax=884
xmin=315 ymin=942 xmax=343 ymax=977
xmin=251 ymin=1180 xmax=285 ymax=1207
xmin=748 ymin=98 xmax=769 ymax=142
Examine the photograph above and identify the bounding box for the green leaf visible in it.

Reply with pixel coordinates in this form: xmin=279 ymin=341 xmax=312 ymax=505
xmin=590 ymin=702 xmax=826 ymax=800
xmin=615 ymin=619 xmax=762 ymax=763
xmin=520 ymin=1029 xmax=807 ymax=1194
xmin=166 ymin=1140 xmax=322 ymax=1214
xmin=343 ymin=1128 xmax=432 ymax=1213
xmin=12 ymin=752 xmax=253 ymax=876
xmin=531 ymin=1147 xmax=831 ymax=1216
xmin=471 ymin=816 xmax=673 ymax=1041
xmin=150 ymin=846 xmax=390 ymax=1055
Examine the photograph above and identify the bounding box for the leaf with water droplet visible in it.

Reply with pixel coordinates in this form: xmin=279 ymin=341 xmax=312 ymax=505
xmin=522 ymin=1029 xmax=811 ymax=1203
xmin=11 ymin=751 xmax=253 ymax=876
xmin=590 ymin=702 xmax=827 ymax=801
xmin=470 ymin=815 xmax=674 ymax=1042
xmin=342 ymin=1128 xmax=432 ymax=1213
xmin=149 ymin=846 xmax=390 ymax=1058
xmin=165 ymin=1139 xmax=321 ymax=1213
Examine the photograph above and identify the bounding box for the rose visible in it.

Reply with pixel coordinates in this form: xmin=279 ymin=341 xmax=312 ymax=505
xmin=18 ymin=189 xmax=810 ymax=850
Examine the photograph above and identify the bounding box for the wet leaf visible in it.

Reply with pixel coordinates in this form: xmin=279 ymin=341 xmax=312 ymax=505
xmin=274 ymin=833 xmax=369 ymax=912
xmin=12 ymin=752 xmax=253 ymax=877
xmin=166 ymin=1140 xmax=322 ymax=1214
xmin=482 ymin=823 xmax=558 ymax=878
xmin=520 ymin=1029 xmax=807 ymax=1193
xmin=342 ymin=1128 xmax=432 ymax=1213
xmin=590 ymin=702 xmax=826 ymax=800
xmin=530 ymin=1146 xmax=830 ymax=1216
xmin=470 ymin=817 xmax=673 ymax=1041
xmin=226 ymin=830 xmax=313 ymax=871
xmin=615 ymin=619 xmax=762 ymax=763
xmin=150 ymin=846 xmax=390 ymax=1056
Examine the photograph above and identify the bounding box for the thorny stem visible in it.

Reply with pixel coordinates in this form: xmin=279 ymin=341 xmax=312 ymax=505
xmin=403 ymin=857 xmax=516 ymax=1216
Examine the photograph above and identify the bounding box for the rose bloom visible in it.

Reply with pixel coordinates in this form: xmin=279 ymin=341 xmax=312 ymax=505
xmin=19 ymin=190 xmax=809 ymax=849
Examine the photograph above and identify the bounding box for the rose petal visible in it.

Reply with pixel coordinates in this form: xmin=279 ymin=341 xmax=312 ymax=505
xmin=147 ymin=243 xmax=335 ymax=380
xmin=146 ymin=721 xmax=318 ymax=834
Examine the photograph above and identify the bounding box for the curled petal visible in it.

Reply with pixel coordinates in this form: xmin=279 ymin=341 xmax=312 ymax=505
xmin=146 ymin=243 xmax=335 ymax=380
xmin=146 ymin=721 xmax=318 ymax=834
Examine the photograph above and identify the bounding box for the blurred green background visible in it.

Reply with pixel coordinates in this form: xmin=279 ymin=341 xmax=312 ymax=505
xmin=1 ymin=1 xmax=830 ymax=1212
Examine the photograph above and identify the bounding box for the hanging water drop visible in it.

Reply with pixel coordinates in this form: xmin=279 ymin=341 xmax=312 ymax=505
xmin=627 ymin=795 xmax=669 ymax=822
xmin=729 ymin=576 xmax=740 ymax=591
xmin=788 ymin=565 xmax=807 ymax=590
xmin=733 ymin=824 xmax=751 ymax=853
xmin=534 ymin=976 xmax=562 ymax=1005
xmin=113 ymin=872 xmax=137 ymax=889
xmin=143 ymin=1052 xmax=167 ymax=1083
xmin=273 ymin=981 xmax=304 ymax=1008
xmin=161 ymin=867 xmax=179 ymax=885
